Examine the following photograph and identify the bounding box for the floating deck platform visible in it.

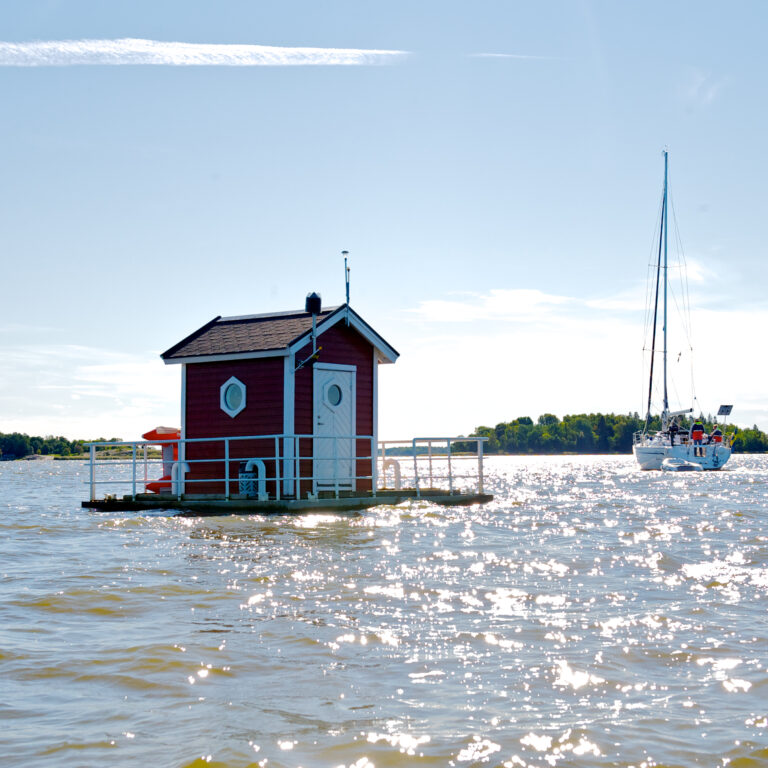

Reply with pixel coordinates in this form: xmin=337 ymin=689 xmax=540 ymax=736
xmin=82 ymin=488 xmax=493 ymax=515
xmin=83 ymin=434 xmax=492 ymax=516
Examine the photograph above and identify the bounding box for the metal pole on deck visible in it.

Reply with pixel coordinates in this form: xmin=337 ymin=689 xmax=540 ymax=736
xmin=447 ymin=439 xmax=453 ymax=493
xmin=89 ymin=445 xmax=95 ymax=500
xmin=275 ymin=436 xmax=281 ymax=501
xmin=371 ymin=437 xmax=377 ymax=497
xmin=132 ymin=444 xmax=137 ymax=499
xmin=333 ymin=436 xmax=339 ymax=498
xmin=225 ymin=439 xmax=230 ymax=500
xmin=178 ymin=438 xmax=185 ymax=497
xmin=296 ymin=437 xmax=302 ymax=499
xmin=282 ymin=434 xmax=293 ymax=499
xmin=413 ymin=439 xmax=420 ymax=498
xmin=477 ymin=440 xmax=484 ymax=494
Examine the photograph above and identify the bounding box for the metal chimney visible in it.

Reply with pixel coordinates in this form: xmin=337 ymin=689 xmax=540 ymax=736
xmin=305 ymin=292 xmax=322 ymax=315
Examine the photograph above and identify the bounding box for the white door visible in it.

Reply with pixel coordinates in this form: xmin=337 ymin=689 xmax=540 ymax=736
xmin=313 ymin=364 xmax=356 ymax=491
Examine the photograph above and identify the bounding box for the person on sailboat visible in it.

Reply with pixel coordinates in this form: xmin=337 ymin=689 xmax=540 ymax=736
xmin=691 ymin=419 xmax=705 ymax=456
xmin=711 ymin=424 xmax=723 ymax=443
xmin=669 ymin=419 xmax=679 ymax=446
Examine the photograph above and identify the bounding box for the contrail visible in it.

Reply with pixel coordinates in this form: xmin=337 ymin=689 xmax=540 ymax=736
xmin=0 ymin=38 xmax=408 ymax=66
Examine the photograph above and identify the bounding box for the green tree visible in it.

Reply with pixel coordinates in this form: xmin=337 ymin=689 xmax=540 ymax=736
xmin=596 ymin=415 xmax=611 ymax=452
xmin=0 ymin=433 xmax=32 ymax=458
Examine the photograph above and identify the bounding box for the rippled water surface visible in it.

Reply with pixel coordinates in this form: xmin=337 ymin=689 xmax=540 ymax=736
xmin=2 ymin=456 xmax=767 ymax=768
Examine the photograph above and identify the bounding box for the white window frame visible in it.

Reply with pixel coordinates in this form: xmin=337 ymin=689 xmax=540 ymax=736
xmin=220 ymin=376 xmax=246 ymax=418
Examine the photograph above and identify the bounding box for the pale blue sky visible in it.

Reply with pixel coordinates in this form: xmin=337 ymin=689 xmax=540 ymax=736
xmin=2 ymin=1 xmax=766 ymax=440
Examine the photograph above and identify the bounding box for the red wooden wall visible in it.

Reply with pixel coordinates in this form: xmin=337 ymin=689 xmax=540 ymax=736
xmin=185 ymin=358 xmax=284 ymax=494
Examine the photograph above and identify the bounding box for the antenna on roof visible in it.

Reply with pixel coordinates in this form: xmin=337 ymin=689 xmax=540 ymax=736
xmin=343 ymin=250 xmax=350 ymax=326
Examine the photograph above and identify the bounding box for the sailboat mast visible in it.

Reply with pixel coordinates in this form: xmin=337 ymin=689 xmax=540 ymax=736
xmin=662 ymin=150 xmax=669 ymax=423
xmin=645 ymin=153 xmax=666 ymax=431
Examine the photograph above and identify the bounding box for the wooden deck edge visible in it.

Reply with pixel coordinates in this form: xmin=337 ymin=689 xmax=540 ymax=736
xmin=81 ymin=490 xmax=493 ymax=514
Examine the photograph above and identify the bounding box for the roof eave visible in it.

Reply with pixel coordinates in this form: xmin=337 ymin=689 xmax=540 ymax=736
xmin=160 ymin=316 xmax=222 ymax=360
xmin=163 ymin=349 xmax=290 ymax=365
xmin=287 ymin=304 xmax=399 ymax=364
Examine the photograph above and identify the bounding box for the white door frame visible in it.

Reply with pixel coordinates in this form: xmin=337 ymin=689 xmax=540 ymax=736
xmin=313 ymin=363 xmax=356 ymax=492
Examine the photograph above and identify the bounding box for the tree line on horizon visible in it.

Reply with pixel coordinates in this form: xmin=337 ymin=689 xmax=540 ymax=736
xmin=3 ymin=416 xmax=768 ymax=459
xmin=0 ymin=432 xmax=120 ymax=460
xmin=462 ymin=413 xmax=768 ymax=454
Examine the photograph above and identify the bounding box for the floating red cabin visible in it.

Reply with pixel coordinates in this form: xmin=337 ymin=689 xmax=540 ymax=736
xmin=160 ymin=297 xmax=399 ymax=499
xmin=82 ymin=293 xmax=492 ymax=513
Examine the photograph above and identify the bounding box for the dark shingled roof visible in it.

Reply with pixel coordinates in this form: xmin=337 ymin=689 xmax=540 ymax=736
xmin=162 ymin=307 xmax=339 ymax=361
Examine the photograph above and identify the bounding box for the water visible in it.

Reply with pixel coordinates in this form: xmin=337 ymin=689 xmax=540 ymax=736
xmin=1 ymin=456 xmax=767 ymax=768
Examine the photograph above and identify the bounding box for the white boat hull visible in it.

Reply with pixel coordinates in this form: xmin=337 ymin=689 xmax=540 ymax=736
xmin=633 ymin=440 xmax=731 ymax=470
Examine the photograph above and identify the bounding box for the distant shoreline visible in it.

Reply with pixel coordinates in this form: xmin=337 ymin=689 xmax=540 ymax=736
xmin=463 ymin=413 xmax=768 ymax=455
xmin=1 ymin=449 xmax=161 ymax=462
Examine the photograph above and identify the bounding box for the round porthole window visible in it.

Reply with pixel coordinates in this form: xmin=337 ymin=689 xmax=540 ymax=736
xmin=220 ymin=376 xmax=246 ymax=417
xmin=327 ymin=384 xmax=342 ymax=406
xmin=224 ymin=383 xmax=243 ymax=412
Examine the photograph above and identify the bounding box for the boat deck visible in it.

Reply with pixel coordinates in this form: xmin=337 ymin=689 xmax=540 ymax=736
xmin=82 ymin=488 xmax=494 ymax=515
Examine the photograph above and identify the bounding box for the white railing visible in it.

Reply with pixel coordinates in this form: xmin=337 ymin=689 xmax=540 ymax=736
xmin=84 ymin=433 xmax=488 ymax=502
xmin=633 ymin=429 xmax=733 ymax=447
xmin=378 ymin=437 xmax=488 ymax=496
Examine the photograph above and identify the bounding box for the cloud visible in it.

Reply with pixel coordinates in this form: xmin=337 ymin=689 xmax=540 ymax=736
xmin=0 ymin=343 xmax=178 ymax=440
xmin=408 ymin=289 xmax=573 ymax=323
xmin=0 ymin=38 xmax=408 ymax=67
xmin=679 ymin=257 xmax=718 ymax=284
xmin=683 ymin=69 xmax=726 ymax=108
xmin=585 ymin=286 xmax=646 ymax=313
xmin=378 ymin=288 xmax=768 ymax=438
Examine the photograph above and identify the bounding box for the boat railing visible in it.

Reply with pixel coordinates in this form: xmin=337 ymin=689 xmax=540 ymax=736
xmin=633 ymin=429 xmax=732 ymax=448
xmin=83 ymin=433 xmax=488 ymax=503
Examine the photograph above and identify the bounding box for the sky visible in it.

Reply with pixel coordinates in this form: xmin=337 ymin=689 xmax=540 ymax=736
xmin=1 ymin=0 xmax=767 ymax=442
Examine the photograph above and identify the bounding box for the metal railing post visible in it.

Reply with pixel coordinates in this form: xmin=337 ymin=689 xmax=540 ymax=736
xmin=225 ymin=439 xmax=230 ymax=500
xmin=282 ymin=434 xmax=293 ymax=498
xmin=379 ymin=441 xmax=386 ymax=494
xmin=412 ymin=439 xmax=420 ymax=498
xmin=274 ymin=436 xmax=281 ymax=501
xmin=334 ymin=436 xmax=339 ymax=498
xmin=296 ymin=436 xmax=301 ymax=499
xmin=371 ymin=437 xmax=377 ymax=496
xmin=178 ymin=438 xmax=185 ymax=497
xmin=447 ymin=439 xmax=453 ymax=493
xmin=477 ymin=439 xmax=484 ymax=494
xmin=89 ymin=444 xmax=95 ymax=500
xmin=131 ymin=444 xmax=137 ymax=499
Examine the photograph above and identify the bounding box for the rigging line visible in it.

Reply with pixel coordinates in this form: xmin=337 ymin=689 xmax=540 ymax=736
xmin=665 ymin=270 xmax=696 ymax=408
xmin=642 ymin=191 xmax=665 ymax=342
xmin=669 ymin=194 xmax=695 ymax=347
xmin=668 ymin=284 xmax=692 ymax=343
xmin=669 ymin=365 xmax=688 ymax=413
xmin=640 ymin=188 xmax=666 ymax=417
xmin=645 ymin=184 xmax=666 ymax=431
xmin=669 ymin=191 xmax=697 ymax=410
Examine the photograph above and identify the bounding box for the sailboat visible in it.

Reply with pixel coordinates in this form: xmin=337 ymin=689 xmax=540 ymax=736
xmin=632 ymin=151 xmax=732 ymax=471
